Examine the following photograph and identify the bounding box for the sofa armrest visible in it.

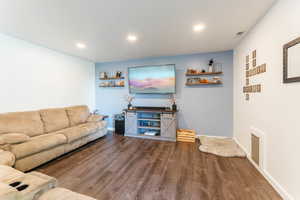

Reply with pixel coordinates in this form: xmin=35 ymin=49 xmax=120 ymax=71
xmin=0 ymin=150 xmax=15 ymax=167
xmin=87 ymin=114 xmax=106 ymax=122
xmin=16 ymin=172 xmax=57 ymax=200
xmin=0 ymin=144 xmax=11 ymax=151
xmin=0 ymin=182 xmax=18 ymax=200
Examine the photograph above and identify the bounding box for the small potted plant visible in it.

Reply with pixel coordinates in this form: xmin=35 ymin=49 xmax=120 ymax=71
xmin=124 ymin=95 xmax=135 ymax=109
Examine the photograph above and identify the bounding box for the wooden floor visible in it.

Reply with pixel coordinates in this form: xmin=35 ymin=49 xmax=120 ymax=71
xmin=37 ymin=134 xmax=282 ymax=200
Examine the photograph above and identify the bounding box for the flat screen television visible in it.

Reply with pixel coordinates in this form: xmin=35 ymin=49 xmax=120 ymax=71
xmin=128 ymin=64 xmax=176 ymax=94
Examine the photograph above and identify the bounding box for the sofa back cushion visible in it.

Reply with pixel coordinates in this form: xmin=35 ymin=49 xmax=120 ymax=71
xmin=0 ymin=111 xmax=44 ymax=137
xmin=40 ymin=108 xmax=70 ymax=133
xmin=66 ymin=105 xmax=90 ymax=126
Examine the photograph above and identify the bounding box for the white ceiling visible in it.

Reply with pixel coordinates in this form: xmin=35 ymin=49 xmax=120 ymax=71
xmin=0 ymin=0 xmax=275 ymax=62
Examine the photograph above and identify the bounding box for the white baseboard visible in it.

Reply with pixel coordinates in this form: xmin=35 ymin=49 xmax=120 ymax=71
xmin=196 ymin=134 xmax=230 ymax=139
xmin=234 ymin=138 xmax=293 ymax=200
xmin=107 ymin=127 xmax=115 ymax=131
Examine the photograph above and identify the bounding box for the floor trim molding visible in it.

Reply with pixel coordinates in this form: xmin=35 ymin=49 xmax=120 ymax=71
xmin=234 ymin=138 xmax=293 ymax=200
xmin=196 ymin=134 xmax=230 ymax=139
xmin=107 ymin=127 xmax=115 ymax=131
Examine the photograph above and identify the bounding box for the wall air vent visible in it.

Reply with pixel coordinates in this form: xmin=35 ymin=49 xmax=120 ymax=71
xmin=250 ymin=127 xmax=265 ymax=169
xmin=251 ymin=133 xmax=260 ymax=166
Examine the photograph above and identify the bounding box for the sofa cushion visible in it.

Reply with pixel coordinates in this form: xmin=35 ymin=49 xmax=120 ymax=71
xmin=54 ymin=125 xmax=92 ymax=143
xmin=28 ymin=133 xmax=58 ymax=141
xmin=65 ymin=106 xmax=90 ymax=126
xmin=14 ymin=146 xmax=65 ymax=172
xmin=40 ymin=108 xmax=70 ymax=133
xmin=97 ymin=121 xmax=107 ymax=130
xmin=87 ymin=114 xmax=103 ymax=123
xmin=0 ymin=111 xmax=44 ymax=137
xmin=10 ymin=134 xmax=67 ymax=159
xmin=0 ymin=150 xmax=15 ymax=167
xmin=0 ymin=133 xmax=30 ymax=145
xmin=78 ymin=123 xmax=99 ymax=134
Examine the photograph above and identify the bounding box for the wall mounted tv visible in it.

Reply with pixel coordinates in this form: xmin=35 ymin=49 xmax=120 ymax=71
xmin=128 ymin=64 xmax=176 ymax=94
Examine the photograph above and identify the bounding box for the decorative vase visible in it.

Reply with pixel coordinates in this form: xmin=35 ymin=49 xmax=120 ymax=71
xmin=128 ymin=103 xmax=132 ymax=110
xmin=172 ymin=103 xmax=177 ymax=111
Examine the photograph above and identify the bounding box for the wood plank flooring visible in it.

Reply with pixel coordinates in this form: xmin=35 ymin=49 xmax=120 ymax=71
xmin=37 ymin=134 xmax=282 ymax=200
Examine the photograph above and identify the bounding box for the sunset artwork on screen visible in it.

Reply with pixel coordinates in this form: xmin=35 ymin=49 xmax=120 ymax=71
xmin=128 ymin=65 xmax=176 ymax=94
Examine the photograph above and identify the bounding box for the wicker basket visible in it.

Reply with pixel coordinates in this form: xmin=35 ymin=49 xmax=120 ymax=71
xmin=177 ymin=129 xmax=196 ymax=143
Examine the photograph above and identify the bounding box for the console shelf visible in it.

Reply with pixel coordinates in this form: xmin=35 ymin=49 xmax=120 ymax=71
xmin=138 ymin=118 xmax=161 ymax=121
xmin=124 ymin=108 xmax=177 ymax=142
xmin=127 ymin=134 xmax=175 ymax=142
xmin=138 ymin=126 xmax=161 ymax=130
xmin=186 ymin=82 xmax=222 ymax=86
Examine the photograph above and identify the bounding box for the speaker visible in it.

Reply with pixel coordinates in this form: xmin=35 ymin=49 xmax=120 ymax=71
xmin=114 ymin=114 xmax=125 ymax=135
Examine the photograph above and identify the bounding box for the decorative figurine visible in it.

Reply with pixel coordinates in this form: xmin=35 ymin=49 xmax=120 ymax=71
xmin=170 ymin=94 xmax=177 ymax=111
xmin=208 ymin=59 xmax=214 ymax=73
xmin=124 ymin=95 xmax=135 ymax=109
xmin=100 ymin=72 xmax=106 ymax=79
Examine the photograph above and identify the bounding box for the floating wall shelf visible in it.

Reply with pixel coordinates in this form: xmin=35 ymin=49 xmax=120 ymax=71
xmin=185 ymin=72 xmax=223 ymax=76
xmin=100 ymin=77 xmax=125 ymax=80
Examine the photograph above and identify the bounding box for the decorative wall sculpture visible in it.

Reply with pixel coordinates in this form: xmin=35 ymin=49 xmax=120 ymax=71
xmin=243 ymin=50 xmax=267 ymax=101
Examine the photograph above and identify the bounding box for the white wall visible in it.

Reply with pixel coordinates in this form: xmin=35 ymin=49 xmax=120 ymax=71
xmin=0 ymin=33 xmax=95 ymax=113
xmin=234 ymin=0 xmax=300 ymax=199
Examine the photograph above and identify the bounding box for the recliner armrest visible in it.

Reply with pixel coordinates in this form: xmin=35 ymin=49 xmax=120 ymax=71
xmin=0 ymin=150 xmax=15 ymax=167
xmin=0 ymin=144 xmax=11 ymax=151
xmin=0 ymin=182 xmax=18 ymax=200
xmin=0 ymin=165 xmax=57 ymax=200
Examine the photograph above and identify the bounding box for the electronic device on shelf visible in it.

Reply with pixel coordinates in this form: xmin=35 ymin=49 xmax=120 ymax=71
xmin=144 ymin=131 xmax=158 ymax=136
xmin=128 ymin=64 xmax=176 ymax=94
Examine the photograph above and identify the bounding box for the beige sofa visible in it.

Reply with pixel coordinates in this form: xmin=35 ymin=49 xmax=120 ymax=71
xmin=0 ymin=105 xmax=107 ymax=172
xmin=0 ymin=165 xmax=97 ymax=200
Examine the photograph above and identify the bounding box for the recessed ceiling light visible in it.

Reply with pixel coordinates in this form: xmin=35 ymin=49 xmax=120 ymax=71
xmin=193 ymin=24 xmax=205 ymax=32
xmin=76 ymin=43 xmax=86 ymax=49
xmin=127 ymin=35 xmax=138 ymax=42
